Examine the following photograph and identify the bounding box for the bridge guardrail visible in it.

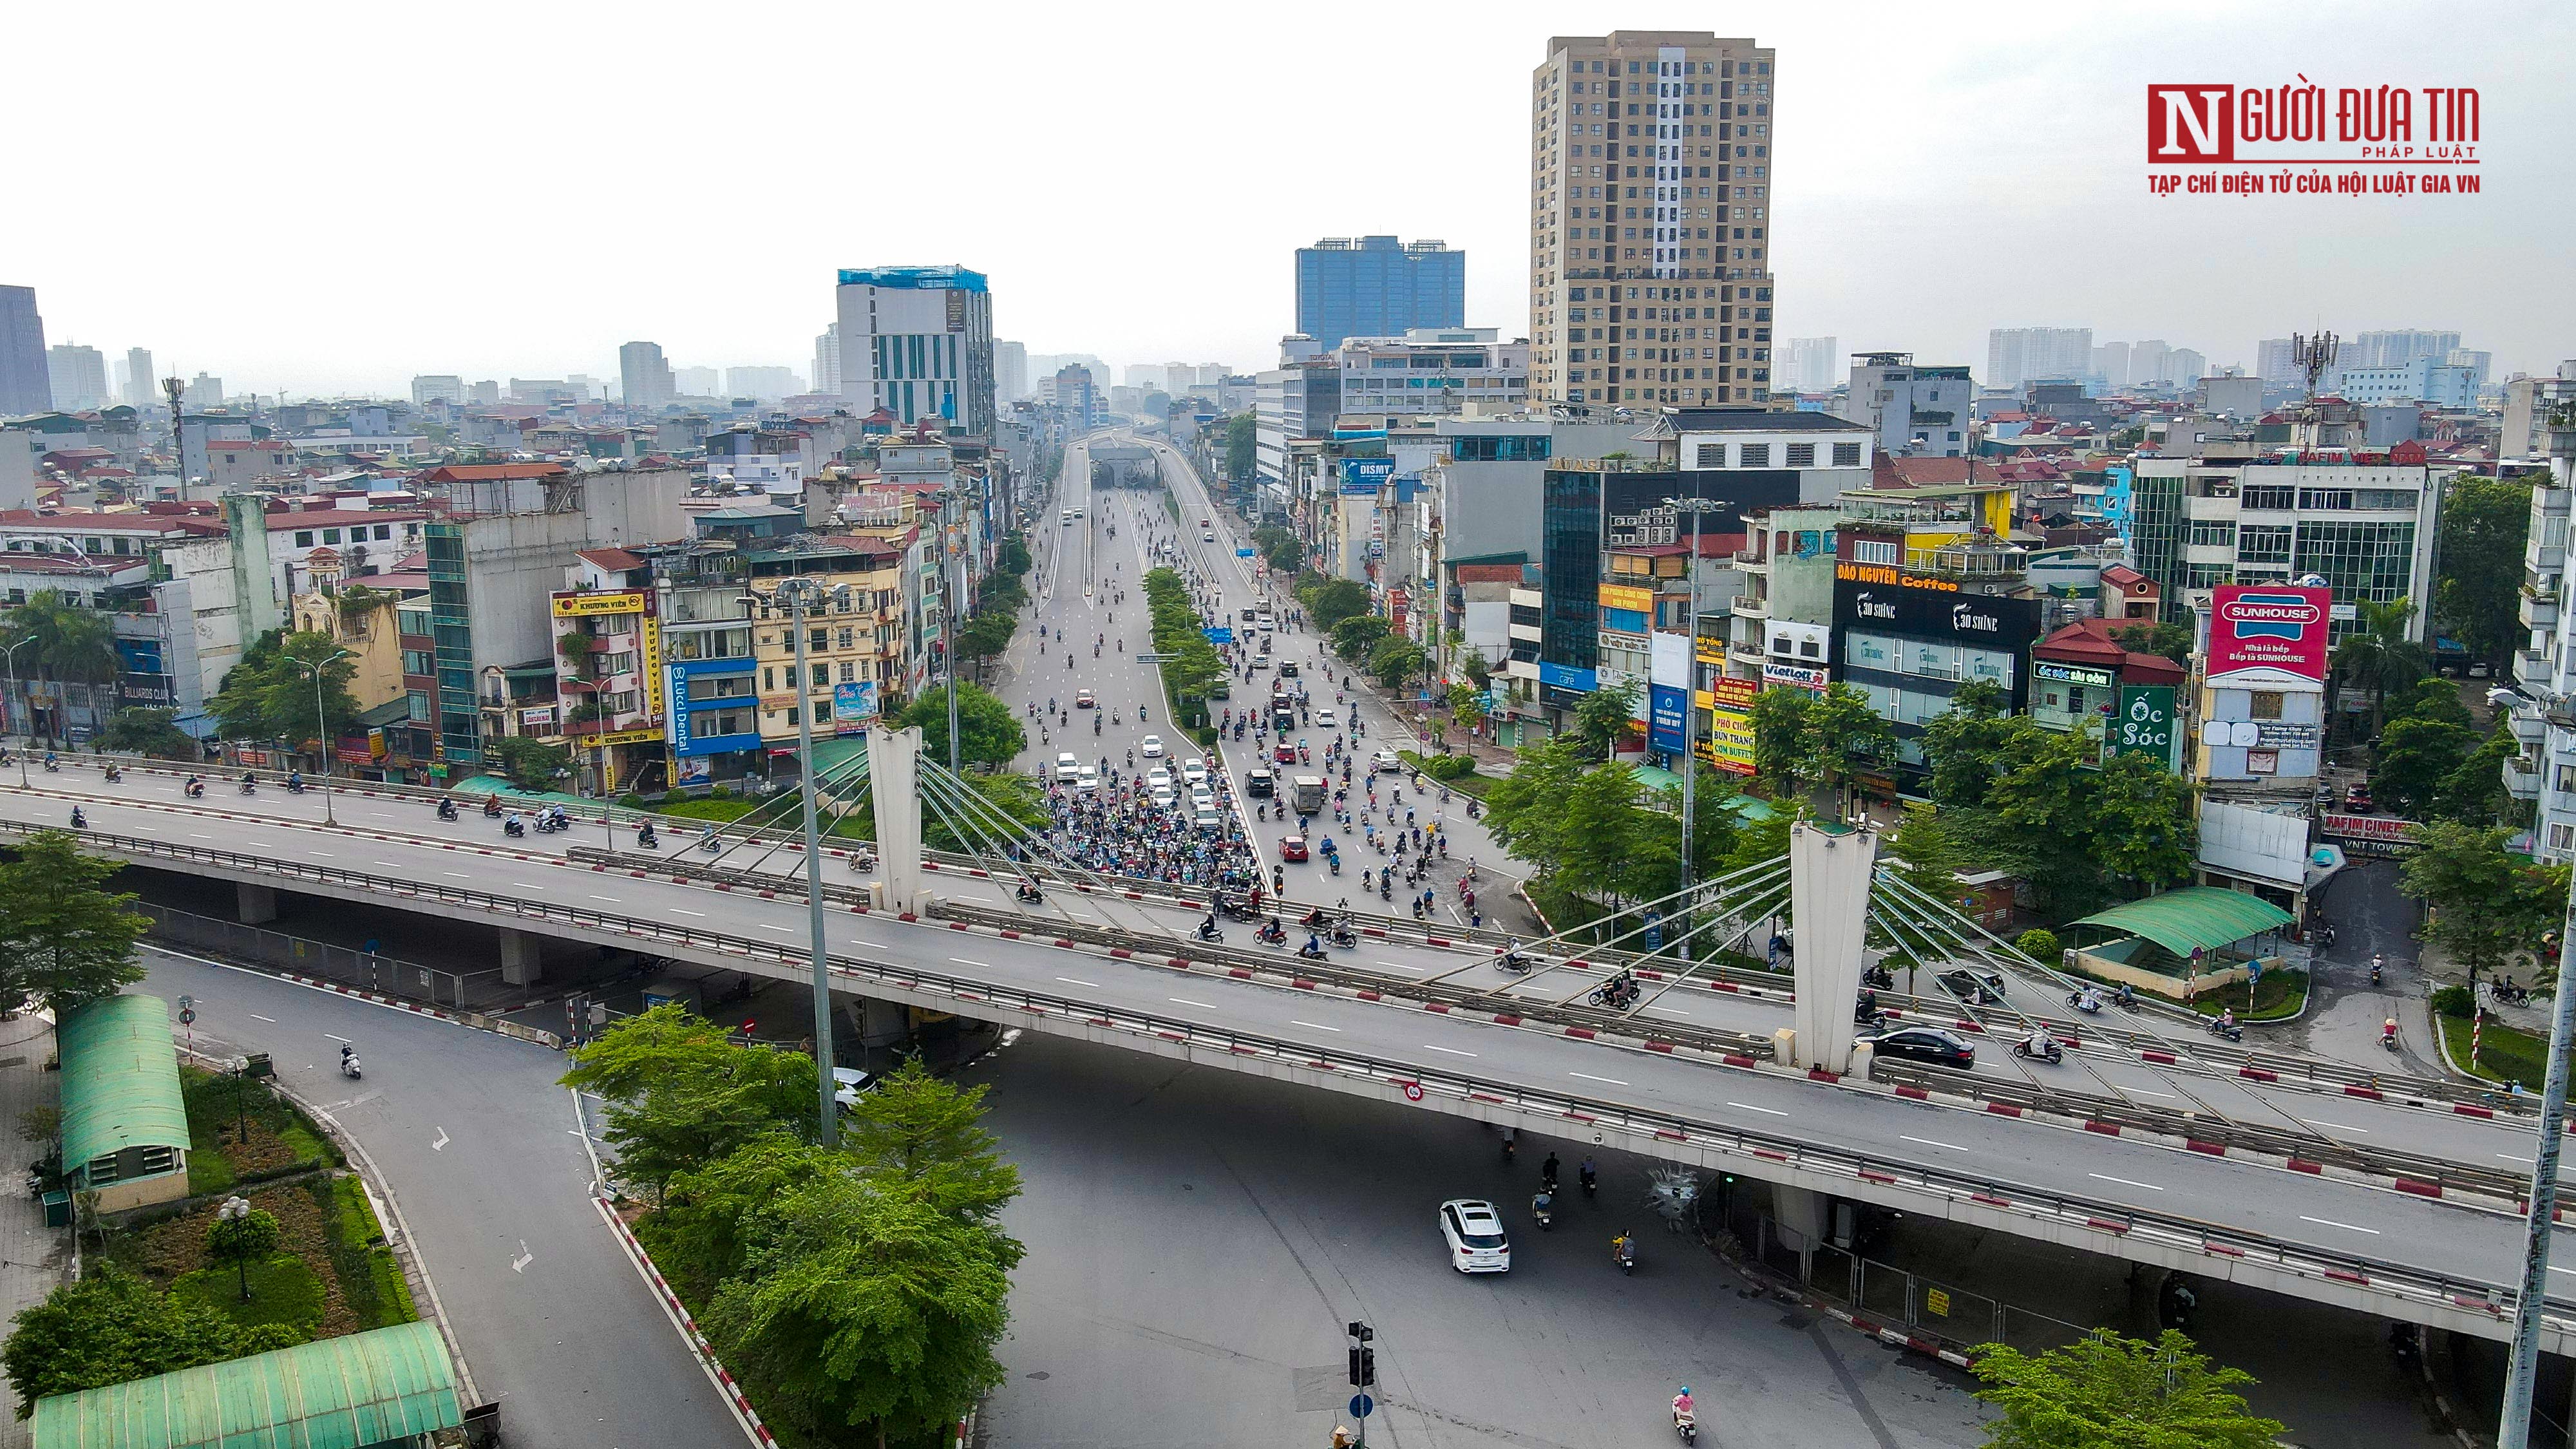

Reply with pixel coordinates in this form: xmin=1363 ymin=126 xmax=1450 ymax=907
xmin=12 ymin=814 xmax=2566 ymax=1329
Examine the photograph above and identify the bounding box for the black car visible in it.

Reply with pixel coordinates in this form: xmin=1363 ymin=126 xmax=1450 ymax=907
xmin=1935 ymin=968 xmax=2007 ymax=1005
xmin=1245 ymin=768 xmax=1275 ymax=798
xmin=1861 ymin=1027 xmax=1976 ymax=1070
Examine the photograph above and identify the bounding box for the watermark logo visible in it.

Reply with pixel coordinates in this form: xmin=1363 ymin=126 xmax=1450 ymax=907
xmin=2146 ymin=77 xmax=2481 ymax=200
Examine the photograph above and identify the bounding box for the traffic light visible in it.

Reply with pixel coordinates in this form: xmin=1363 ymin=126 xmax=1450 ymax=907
xmin=1345 ymin=1321 xmax=1376 ymax=1386
xmin=1358 ymin=1348 xmax=1375 ymax=1387
xmin=1349 ymin=1347 xmax=1364 ymax=1386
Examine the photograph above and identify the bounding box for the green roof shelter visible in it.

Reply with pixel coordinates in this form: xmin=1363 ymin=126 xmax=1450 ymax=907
xmin=32 ymin=1321 xmax=465 ymax=1449
xmin=2069 ymin=887 xmax=2298 ymax=959
xmin=56 ymin=995 xmax=189 ymax=1212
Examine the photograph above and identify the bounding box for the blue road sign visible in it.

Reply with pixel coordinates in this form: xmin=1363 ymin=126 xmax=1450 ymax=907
xmin=1349 ymin=1394 xmax=1374 ymax=1419
xmin=1236 ymin=547 xmax=1256 ymax=558
xmin=1205 ymin=627 xmax=1235 ymax=645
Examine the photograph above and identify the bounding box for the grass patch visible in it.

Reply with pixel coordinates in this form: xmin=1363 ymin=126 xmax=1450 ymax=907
xmin=316 ymin=1175 xmax=416 ymax=1330
xmin=2177 ymin=968 xmax=2309 ymax=1021
xmin=653 ymin=797 xmax=757 ymax=823
xmin=2441 ymin=1012 xmax=2548 ymax=1094
xmin=170 ymin=1255 xmax=325 ymax=1335
xmin=182 ymin=1065 xmax=337 ymax=1195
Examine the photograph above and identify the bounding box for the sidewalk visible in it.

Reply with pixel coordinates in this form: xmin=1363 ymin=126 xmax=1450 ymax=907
xmin=0 ymin=1015 xmax=66 ymax=1444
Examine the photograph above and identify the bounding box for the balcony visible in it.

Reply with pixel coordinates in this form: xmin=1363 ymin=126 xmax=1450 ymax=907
xmin=1731 ymin=594 xmax=1769 ymax=620
xmin=2516 ymin=649 xmax=2555 ymax=690
xmin=2506 ymin=756 xmax=2544 ymax=800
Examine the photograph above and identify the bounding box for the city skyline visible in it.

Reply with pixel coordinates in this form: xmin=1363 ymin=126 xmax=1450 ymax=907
xmin=1 ymin=0 xmax=2569 ymax=399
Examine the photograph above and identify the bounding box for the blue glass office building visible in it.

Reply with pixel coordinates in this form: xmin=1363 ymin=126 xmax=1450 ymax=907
xmin=1294 ymin=238 xmax=1464 ymax=348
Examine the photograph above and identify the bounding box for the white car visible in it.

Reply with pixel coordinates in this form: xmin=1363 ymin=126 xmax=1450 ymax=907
xmin=1314 ymin=708 xmax=1339 ymax=728
xmin=832 ymin=1067 xmax=876 ymax=1111
xmin=1181 ymin=759 xmax=1209 ymax=786
xmin=1439 ymin=1199 xmax=1511 ymax=1273
xmin=1150 ymin=785 xmax=1177 ymax=808
xmin=1193 ymin=804 xmax=1226 ymax=832
xmin=1249 ymin=654 xmax=1273 ymax=670
xmin=1055 ymin=752 xmax=1081 ymax=783
xmin=1074 ymin=766 xmax=1101 ymax=792
xmin=1140 ymin=734 xmax=1166 ymax=759
xmin=1146 ymin=767 xmax=1173 ymax=791
xmin=1372 ymin=750 xmax=1403 ymax=773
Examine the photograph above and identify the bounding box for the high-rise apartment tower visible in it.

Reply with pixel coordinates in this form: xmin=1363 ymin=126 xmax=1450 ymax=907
xmin=835 ymin=265 xmax=995 ymax=435
xmin=1528 ymin=30 xmax=1778 ymax=409
xmin=0 ymin=287 xmax=47 ymax=415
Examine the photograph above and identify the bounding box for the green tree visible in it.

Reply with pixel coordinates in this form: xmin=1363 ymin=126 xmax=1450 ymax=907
xmin=1920 ymin=681 xmax=2027 ymax=808
xmin=1331 ymin=616 xmax=1391 ymax=656
xmin=2369 ymin=715 xmax=2479 ymax=820
xmin=1458 ymin=644 xmax=1492 ymax=690
xmin=1448 ymin=681 xmax=1488 ymax=732
xmin=93 ymin=708 xmax=202 ymax=761
xmin=2399 ymin=820 xmax=2568 ymax=978
xmin=2088 ymin=752 xmax=2199 ymax=893
xmin=1482 ymin=739 xmax=1587 ymax=869
xmin=922 ymin=771 xmax=1052 ymax=854
xmin=1 ymin=1265 xmax=251 ymax=1416
xmin=559 ymin=1005 xmax=820 ymax=1198
xmin=2433 ymin=724 xmax=2523 ymax=828
xmin=204 ymin=1200 xmax=281 ymax=1302
xmin=1746 ymin=685 xmax=1812 ymax=793
xmin=645 ymin=1134 xmax=841 ymax=1299
xmin=841 ymin=1058 xmax=1021 ymax=1220
xmin=1364 ymin=638 xmax=1427 ymax=690
xmin=2015 ymin=928 xmax=2061 ymax=963
xmin=1970 ymin=1329 xmax=2285 ymax=1449
xmin=1224 ymin=413 xmax=1256 ymax=482
xmin=2383 ymin=676 xmax=2472 ymax=730
xmin=953 ymin=609 xmax=1017 ymax=678
xmin=897 ymin=681 xmax=1027 ymax=772
xmin=207 ymin=629 xmax=362 ymax=750
xmin=1253 ymin=526 xmax=1302 ymax=575
xmin=4 ymin=591 xmax=122 ymax=748
xmin=702 ymin=1169 xmax=1021 ymax=1449
xmin=2332 ymin=598 xmax=2429 ymax=739
xmin=1573 ymin=677 xmax=1643 ymax=761
xmin=2109 ymin=621 xmax=2192 ymax=666
xmin=1303 ymin=577 xmax=1372 ymax=633
xmin=1800 ymin=684 xmax=1898 ymax=817
xmin=2433 ymin=474 xmax=2531 ymax=668
xmin=485 ymin=735 xmax=571 ymax=792
xmin=994 ymin=533 xmax=1033 ymax=578
xmin=1872 ymin=804 xmax=1962 ymax=983
xmin=0 ymin=831 xmax=147 ymax=1012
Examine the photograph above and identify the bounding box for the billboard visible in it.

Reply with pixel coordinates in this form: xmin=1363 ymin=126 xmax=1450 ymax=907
xmin=1696 ymin=677 xmax=1760 ymax=775
xmin=2207 ymin=583 xmax=2331 ymax=682
xmin=833 ymin=681 xmax=880 ymax=729
xmin=1340 ymin=457 xmax=1395 ymax=494
xmin=1649 ymin=630 xmax=1691 ymax=753
xmin=2110 ymin=684 xmax=2179 ymax=769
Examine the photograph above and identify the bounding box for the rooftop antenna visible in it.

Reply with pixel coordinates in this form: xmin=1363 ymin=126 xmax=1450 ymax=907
xmin=2292 ymin=331 xmax=2339 ymax=401
xmin=160 ymin=375 xmax=187 ymax=486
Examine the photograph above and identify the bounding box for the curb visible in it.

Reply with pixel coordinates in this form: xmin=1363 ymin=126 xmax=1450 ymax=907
xmin=593 ymin=1197 xmax=773 ymax=1446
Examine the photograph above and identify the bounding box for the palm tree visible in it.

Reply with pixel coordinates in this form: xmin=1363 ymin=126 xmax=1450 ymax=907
xmin=8 ymin=591 xmax=122 ymax=748
xmin=2332 ymin=597 xmax=2429 ymax=740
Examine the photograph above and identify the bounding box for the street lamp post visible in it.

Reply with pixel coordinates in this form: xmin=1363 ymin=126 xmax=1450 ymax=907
xmin=3 ymin=636 xmax=35 ymax=786
xmin=282 ymin=649 xmax=350 ymax=826
xmin=747 ymin=577 xmax=852 ymax=1148
xmin=1663 ymin=496 xmax=1722 ymax=951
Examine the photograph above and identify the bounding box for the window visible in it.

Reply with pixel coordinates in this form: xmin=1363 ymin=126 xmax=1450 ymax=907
xmin=2555 ymin=764 xmax=2576 ymax=795
xmin=401 ymin=649 xmax=434 ymax=676
xmin=1693 ymin=442 xmax=1725 ymax=468
xmin=2237 ymin=524 xmax=2293 ymax=564
xmin=2250 ymin=691 xmax=2284 ymax=721
xmin=406 ymin=690 xmax=430 ymax=722
xmin=1852 ymin=538 xmax=1900 ymax=566
xmin=2188 ymin=520 xmax=2237 ymax=548
xmin=1832 ymin=442 xmax=1863 ymax=467
xmin=1739 ymin=443 xmax=1770 ymax=467
xmin=810 ymin=628 xmax=828 ymax=652
xmin=2241 ymin=484 xmax=2295 ymax=511
xmin=1785 ymin=442 xmax=1814 ymax=468
xmin=321 ymin=529 xmax=341 ymax=545
xmin=294 ymin=531 xmax=314 ymax=548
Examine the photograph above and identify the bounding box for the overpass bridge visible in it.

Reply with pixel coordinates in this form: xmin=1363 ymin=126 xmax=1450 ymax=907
xmin=9 ymin=746 xmax=2576 ymax=1356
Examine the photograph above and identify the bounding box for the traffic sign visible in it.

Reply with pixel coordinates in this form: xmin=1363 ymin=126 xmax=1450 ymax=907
xmin=178 ymin=1008 xmax=195 ymax=1025
xmin=1403 ymin=1082 xmax=1424 ymax=1101
xmin=1349 ymin=1394 xmax=1374 ymax=1419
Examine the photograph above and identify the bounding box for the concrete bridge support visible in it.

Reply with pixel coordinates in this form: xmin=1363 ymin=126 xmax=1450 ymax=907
xmin=498 ymin=927 xmax=544 ymax=987
xmin=1786 ymin=821 xmax=1879 ymax=1072
xmin=869 ymin=724 xmax=931 ymax=914
xmin=235 ymin=882 xmax=279 ymax=925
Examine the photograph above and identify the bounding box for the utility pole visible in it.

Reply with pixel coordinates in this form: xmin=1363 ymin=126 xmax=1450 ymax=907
xmin=945 ymin=489 xmax=963 ymax=775
xmin=752 ymin=577 xmax=848 ymax=1148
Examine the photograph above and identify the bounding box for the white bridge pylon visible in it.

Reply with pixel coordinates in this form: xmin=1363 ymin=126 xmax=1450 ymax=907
xmin=1786 ymin=820 xmax=1879 ymax=1070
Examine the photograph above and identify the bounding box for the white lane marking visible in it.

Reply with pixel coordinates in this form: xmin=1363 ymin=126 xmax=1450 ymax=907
xmin=511 ymin=1240 xmax=534 ymax=1273
xmin=587 ymin=895 xmax=621 ymax=902
xmin=307 ymin=851 xmax=335 ymax=858
xmin=2300 ymin=1214 xmax=2381 ymax=1236
xmin=2121 ymin=1088 xmax=2175 ymax=1098
xmin=1055 ymin=976 xmax=1099 ymax=988
xmin=1569 ymin=1070 xmax=1629 ymax=1086
xmin=2300 ymin=1119 xmax=2370 ymax=1134
xmin=1170 ymin=997 xmax=1218 ymax=1010
xmin=1421 ymin=1043 xmax=1477 ymax=1057
xmin=189 ymin=833 xmax=214 ymax=839
xmin=951 ymin=958 xmax=993 ymax=969
xmin=2088 ymin=1173 xmax=2163 ymax=1191
xmin=324 ymin=1032 xmax=352 ymax=1043
xmin=378 ymin=862 xmax=404 ymax=868
xmin=1374 ymin=960 xmax=1420 ymax=971
xmin=506 ymin=882 xmax=549 ymax=892
xmin=1902 ymin=1135 xmax=1969 ymax=1152
xmin=248 ymin=1013 xmax=276 ymax=1023
xmin=431 ymin=1128 xmax=450 ymax=1151
xmin=756 ymin=924 xmax=792 ymax=933
xmin=442 ymin=871 xmax=471 ymax=878
xmin=849 ymin=940 xmax=886 ymax=950
xmin=1647 ymin=1006 xmax=1695 ymax=1018
xmin=670 ymin=907 xmax=707 ymax=917
xmin=1292 ymin=1020 xmax=1343 ymax=1032
xmin=1727 ymin=1101 xmax=1789 ymax=1117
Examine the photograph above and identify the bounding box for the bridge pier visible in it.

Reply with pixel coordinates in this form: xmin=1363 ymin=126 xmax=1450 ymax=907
xmin=498 ymin=927 xmax=544 ymax=987
xmin=1774 ymin=1185 xmax=1825 ymax=1280
xmin=1786 ymin=821 xmax=1878 ymax=1072
xmin=867 ymin=724 xmax=932 ymax=914
xmin=234 ymin=882 xmax=279 ymax=925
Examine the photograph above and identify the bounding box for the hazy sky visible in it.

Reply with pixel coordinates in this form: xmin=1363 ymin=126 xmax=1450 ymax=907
xmin=6 ymin=0 xmax=2570 ymax=397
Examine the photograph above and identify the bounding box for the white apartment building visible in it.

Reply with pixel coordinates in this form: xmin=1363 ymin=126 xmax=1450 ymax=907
xmin=1985 ymin=327 xmax=2091 ymax=390
xmin=1835 ymin=352 xmax=1973 ymax=457
xmin=1332 ymin=329 xmax=1528 ymax=417
xmin=2139 ymin=455 xmax=2439 ymax=644
xmin=833 ymin=265 xmax=996 ymax=435
xmin=2506 ymin=437 xmax=2576 ymax=860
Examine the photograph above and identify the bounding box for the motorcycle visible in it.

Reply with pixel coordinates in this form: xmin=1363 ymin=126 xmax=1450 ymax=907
xmin=1531 ymin=1191 xmax=1555 ymax=1231
xmin=102 ymin=764 xmax=121 ymax=784
xmin=1674 ymin=1409 xmax=1698 ymax=1445
xmin=184 ymin=779 xmax=205 ymax=799
xmin=339 ymin=1047 xmax=363 ymax=1081
xmin=2205 ymin=1016 xmax=2244 ymax=1043
xmin=239 ymin=778 xmax=258 ymax=795
xmin=1327 ymin=925 xmax=1357 ymax=949
xmin=1613 ymin=1236 xmax=1638 ymax=1275
xmin=1256 ymin=920 xmax=1287 ymax=945
xmin=2012 ymin=1038 xmax=2064 ymax=1065
xmin=1296 ymin=940 xmax=1329 ymax=961
xmin=1015 ymin=882 xmax=1046 ymax=905
xmin=2065 ymin=990 xmax=2104 ymax=1014
xmin=1580 ymin=1164 xmax=1598 ymax=1198
xmin=700 ymin=834 xmax=724 ymax=854
xmin=285 ymin=777 xmax=306 ymax=795
xmin=1194 ymin=921 xmax=1224 ymax=943
xmin=636 ymin=825 xmax=661 ymax=850
xmin=67 ymin=808 xmax=86 ymax=831
xmin=502 ymin=818 xmax=526 ymax=838
xmin=1590 ymin=980 xmax=1642 ymax=1010
xmin=1495 ymin=950 xmax=1534 ymax=975
xmin=2382 ymin=1028 xmax=2401 ymax=1054
xmin=1861 ymin=964 xmax=1894 ymax=992
xmin=436 ymin=800 xmax=459 ymax=822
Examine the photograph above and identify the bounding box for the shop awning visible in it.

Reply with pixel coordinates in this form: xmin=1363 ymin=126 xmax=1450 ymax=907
xmin=2068 ymin=887 xmax=2297 ymax=958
